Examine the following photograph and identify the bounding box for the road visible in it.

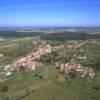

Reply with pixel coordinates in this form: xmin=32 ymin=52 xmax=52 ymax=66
xmin=0 ymin=44 xmax=18 ymax=49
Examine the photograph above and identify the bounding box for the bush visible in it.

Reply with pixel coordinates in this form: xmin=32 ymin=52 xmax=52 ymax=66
xmin=0 ymin=85 xmax=8 ymax=92
xmin=34 ymin=74 xmax=38 ymax=77
xmin=93 ymin=85 xmax=100 ymax=90
xmin=67 ymin=81 xmax=72 ymax=85
xmin=3 ymin=97 xmax=9 ymax=100
xmin=69 ymin=72 xmax=77 ymax=79
xmin=38 ymin=75 xmax=43 ymax=79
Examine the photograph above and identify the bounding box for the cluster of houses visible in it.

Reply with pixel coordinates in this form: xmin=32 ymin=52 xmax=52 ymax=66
xmin=0 ymin=44 xmax=53 ymax=81
xmin=0 ymin=64 xmax=15 ymax=81
xmin=12 ymin=56 xmax=38 ymax=70
xmin=11 ymin=44 xmax=52 ymax=70
xmin=56 ymin=63 xmax=95 ymax=78
xmin=51 ymin=40 xmax=89 ymax=51
xmin=1 ymin=44 xmax=52 ymax=77
xmin=66 ymin=40 xmax=89 ymax=49
xmin=32 ymin=44 xmax=52 ymax=59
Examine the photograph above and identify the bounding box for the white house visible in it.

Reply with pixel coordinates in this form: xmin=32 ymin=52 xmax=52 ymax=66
xmin=6 ymin=72 xmax=12 ymax=77
xmin=4 ymin=65 xmax=11 ymax=71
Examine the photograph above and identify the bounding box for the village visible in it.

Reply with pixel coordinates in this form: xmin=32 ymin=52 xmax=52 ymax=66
xmin=0 ymin=39 xmax=97 ymax=83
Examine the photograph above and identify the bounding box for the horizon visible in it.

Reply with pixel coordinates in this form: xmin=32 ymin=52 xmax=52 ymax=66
xmin=0 ymin=0 xmax=100 ymax=27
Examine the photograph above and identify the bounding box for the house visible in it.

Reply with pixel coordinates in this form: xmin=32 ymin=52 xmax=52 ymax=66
xmin=89 ymin=73 xmax=95 ymax=78
xmin=60 ymin=64 xmax=65 ymax=72
xmin=0 ymin=53 xmax=4 ymax=58
xmin=5 ymin=72 xmax=12 ymax=77
xmin=88 ymin=68 xmax=95 ymax=78
xmin=4 ymin=65 xmax=11 ymax=71
xmin=32 ymin=64 xmax=36 ymax=71
xmin=77 ymin=56 xmax=87 ymax=60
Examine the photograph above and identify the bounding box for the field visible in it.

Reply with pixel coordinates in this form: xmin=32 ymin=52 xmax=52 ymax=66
xmin=0 ymin=65 xmax=100 ymax=100
xmin=0 ymin=37 xmax=40 ymax=66
xmin=81 ymin=44 xmax=100 ymax=70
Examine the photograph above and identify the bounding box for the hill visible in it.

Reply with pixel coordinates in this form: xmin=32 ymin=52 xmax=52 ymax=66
xmin=41 ymin=32 xmax=100 ymax=40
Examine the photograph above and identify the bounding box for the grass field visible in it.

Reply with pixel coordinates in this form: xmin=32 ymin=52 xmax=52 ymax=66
xmin=0 ymin=65 xmax=100 ymax=100
xmin=81 ymin=44 xmax=100 ymax=71
xmin=0 ymin=37 xmax=38 ymax=66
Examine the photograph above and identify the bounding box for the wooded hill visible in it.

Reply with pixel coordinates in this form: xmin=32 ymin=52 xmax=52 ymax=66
xmin=41 ymin=32 xmax=100 ymax=40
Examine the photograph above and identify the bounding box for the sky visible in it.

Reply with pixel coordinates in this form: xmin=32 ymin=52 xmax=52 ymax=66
xmin=0 ymin=0 xmax=100 ymax=27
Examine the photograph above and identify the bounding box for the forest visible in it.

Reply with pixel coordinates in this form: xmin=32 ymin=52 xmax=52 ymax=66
xmin=41 ymin=32 xmax=100 ymax=40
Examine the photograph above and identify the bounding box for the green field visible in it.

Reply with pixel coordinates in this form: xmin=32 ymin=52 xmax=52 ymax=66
xmin=80 ymin=44 xmax=100 ymax=71
xmin=38 ymin=48 xmax=76 ymax=64
xmin=0 ymin=37 xmax=39 ymax=66
xmin=0 ymin=65 xmax=100 ymax=100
